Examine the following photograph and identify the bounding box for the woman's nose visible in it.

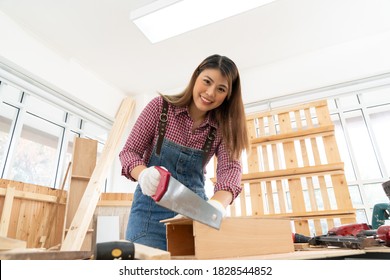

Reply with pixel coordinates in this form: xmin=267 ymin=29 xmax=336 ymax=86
xmin=206 ymin=86 xmax=216 ymax=97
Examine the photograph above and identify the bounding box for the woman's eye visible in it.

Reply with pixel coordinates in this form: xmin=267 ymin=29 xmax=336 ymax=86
xmin=218 ymin=87 xmax=226 ymax=93
xmin=203 ymin=79 xmax=211 ymax=84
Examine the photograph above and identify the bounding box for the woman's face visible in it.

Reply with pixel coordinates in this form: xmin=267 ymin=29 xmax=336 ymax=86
xmin=192 ymin=68 xmax=229 ymax=114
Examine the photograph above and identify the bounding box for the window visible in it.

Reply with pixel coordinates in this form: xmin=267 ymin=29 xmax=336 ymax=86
xmin=0 ymin=76 xmax=112 ymax=190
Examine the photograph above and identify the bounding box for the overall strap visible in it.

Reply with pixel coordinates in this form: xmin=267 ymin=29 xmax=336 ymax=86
xmin=202 ymin=126 xmax=217 ymax=166
xmin=156 ymin=98 xmax=168 ymax=155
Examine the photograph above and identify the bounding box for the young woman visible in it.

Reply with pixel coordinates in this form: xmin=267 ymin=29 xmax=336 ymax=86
xmin=119 ymin=54 xmax=249 ymax=250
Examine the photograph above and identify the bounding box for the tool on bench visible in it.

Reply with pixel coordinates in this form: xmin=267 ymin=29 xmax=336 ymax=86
xmin=152 ymin=166 xmax=222 ymax=229
xmin=307 ymin=223 xmax=390 ymax=249
xmin=94 ymin=240 xmax=135 ymax=260
xmin=299 ymin=179 xmax=390 ymax=249
xmin=383 ymin=179 xmax=390 ymax=200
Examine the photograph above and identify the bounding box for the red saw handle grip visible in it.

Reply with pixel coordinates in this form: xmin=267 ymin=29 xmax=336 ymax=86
xmin=151 ymin=166 xmax=171 ymax=202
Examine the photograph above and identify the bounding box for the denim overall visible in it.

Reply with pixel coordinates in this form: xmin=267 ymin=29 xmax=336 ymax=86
xmin=126 ymin=100 xmax=215 ymax=250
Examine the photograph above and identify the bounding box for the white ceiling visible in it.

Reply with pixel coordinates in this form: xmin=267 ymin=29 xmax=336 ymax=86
xmin=1 ymin=0 xmax=390 ymax=103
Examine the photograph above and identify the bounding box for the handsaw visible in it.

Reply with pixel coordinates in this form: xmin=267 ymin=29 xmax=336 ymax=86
xmin=152 ymin=166 xmax=222 ymax=229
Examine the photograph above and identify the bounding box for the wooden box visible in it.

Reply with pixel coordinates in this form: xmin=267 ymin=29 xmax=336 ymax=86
xmin=165 ymin=217 xmax=294 ymax=259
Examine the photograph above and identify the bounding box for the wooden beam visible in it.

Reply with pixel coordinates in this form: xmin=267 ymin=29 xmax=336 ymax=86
xmin=250 ymin=124 xmax=334 ymax=145
xmin=0 ymin=188 xmax=63 ymax=204
xmin=0 ymin=185 xmax=15 ymax=237
xmin=60 ymin=97 xmax=135 ymax=251
xmin=241 ymin=162 xmax=344 ymax=182
xmin=210 ymin=162 xmax=344 ymax=184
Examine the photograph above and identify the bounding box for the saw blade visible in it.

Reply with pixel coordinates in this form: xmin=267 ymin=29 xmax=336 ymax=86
xmin=157 ymin=176 xmax=222 ymax=229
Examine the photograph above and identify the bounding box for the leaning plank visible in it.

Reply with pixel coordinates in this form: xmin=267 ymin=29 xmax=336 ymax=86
xmin=61 ymin=97 xmax=135 ymax=251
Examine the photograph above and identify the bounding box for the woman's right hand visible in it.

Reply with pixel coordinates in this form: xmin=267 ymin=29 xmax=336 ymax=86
xmin=138 ymin=166 xmax=161 ymax=196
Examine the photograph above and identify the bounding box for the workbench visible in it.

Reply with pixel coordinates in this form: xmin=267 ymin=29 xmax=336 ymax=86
xmin=170 ymin=246 xmax=390 ymax=260
xmin=1 ymin=246 xmax=389 ymax=260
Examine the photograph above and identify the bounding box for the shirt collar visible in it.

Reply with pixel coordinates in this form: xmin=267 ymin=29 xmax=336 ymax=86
xmin=174 ymin=105 xmax=218 ymax=129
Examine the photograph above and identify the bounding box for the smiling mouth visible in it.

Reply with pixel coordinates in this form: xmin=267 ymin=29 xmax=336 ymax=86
xmin=201 ymin=95 xmax=213 ymax=104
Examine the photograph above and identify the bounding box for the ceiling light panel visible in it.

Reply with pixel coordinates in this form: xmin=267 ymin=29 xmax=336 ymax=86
xmin=130 ymin=0 xmax=276 ymax=43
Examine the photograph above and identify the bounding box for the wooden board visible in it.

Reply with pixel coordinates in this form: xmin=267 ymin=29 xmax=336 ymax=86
xmin=165 ymin=217 xmax=294 ymax=260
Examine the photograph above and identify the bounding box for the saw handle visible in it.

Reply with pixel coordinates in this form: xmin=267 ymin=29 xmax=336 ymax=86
xmin=151 ymin=166 xmax=171 ymax=202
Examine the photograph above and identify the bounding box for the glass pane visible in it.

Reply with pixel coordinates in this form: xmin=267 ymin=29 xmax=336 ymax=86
xmin=8 ymin=112 xmax=63 ymax=186
xmin=331 ymin=114 xmax=356 ymax=181
xmin=344 ymin=110 xmax=381 ymax=180
xmin=67 ymin=114 xmax=81 ymax=130
xmin=348 ymin=185 xmax=363 ymax=207
xmin=0 ymin=103 xmax=18 ymax=165
xmin=26 ymin=95 xmax=66 ymax=123
xmin=337 ymin=95 xmax=360 ymax=110
xmin=62 ymin=131 xmax=80 ymax=190
xmin=355 ymin=209 xmax=369 ymax=224
xmin=369 ymin=109 xmax=390 ymax=176
xmin=83 ymin=121 xmax=108 ymax=143
xmin=0 ymin=82 xmax=22 ymax=103
xmin=360 ymin=87 xmax=390 ymax=107
xmin=362 ymin=183 xmax=389 ymax=205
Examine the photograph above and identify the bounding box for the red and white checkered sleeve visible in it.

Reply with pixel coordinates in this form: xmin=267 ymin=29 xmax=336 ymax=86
xmin=119 ymin=96 xmax=161 ymax=181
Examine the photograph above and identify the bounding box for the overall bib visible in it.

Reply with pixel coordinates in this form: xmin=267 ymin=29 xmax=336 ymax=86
xmin=126 ymin=100 xmax=216 ymax=250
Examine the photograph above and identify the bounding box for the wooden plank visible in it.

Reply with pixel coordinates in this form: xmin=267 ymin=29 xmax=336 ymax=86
xmin=259 ymin=116 xmax=275 ymax=215
xmin=278 ymin=111 xmax=309 ymax=234
xmin=61 ymin=97 xmax=135 ymax=251
xmin=315 ymin=105 xmax=355 ymax=225
xmin=246 ymin=100 xmax=328 ymax=120
xmin=295 ymin=110 xmax=323 ymax=234
xmin=0 ymin=188 xmax=62 ymax=204
xmin=0 ymin=185 xmax=15 ymax=237
xmin=41 ymin=162 xmax=71 ymax=248
xmin=241 ymin=162 xmax=344 ymax=182
xmin=0 ymin=249 xmax=92 ymax=260
xmin=246 ymin=119 xmax=263 ymax=216
xmin=251 ymin=125 xmax=334 ymax=144
xmin=192 ymin=217 xmax=294 ymax=259
xmin=269 ymin=114 xmax=286 ymax=214
xmin=134 ymin=243 xmax=171 ymax=260
xmin=262 ymin=209 xmax=355 ymax=219
xmin=0 ymin=236 xmax=26 ymax=251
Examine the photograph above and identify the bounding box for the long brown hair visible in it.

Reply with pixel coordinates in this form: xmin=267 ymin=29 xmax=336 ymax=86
xmin=162 ymin=54 xmax=249 ymax=160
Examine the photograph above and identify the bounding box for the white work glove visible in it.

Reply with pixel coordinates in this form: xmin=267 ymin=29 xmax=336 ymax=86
xmin=138 ymin=166 xmax=161 ymax=196
xmin=173 ymin=214 xmax=188 ymax=220
xmin=208 ymin=199 xmax=227 ymax=217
